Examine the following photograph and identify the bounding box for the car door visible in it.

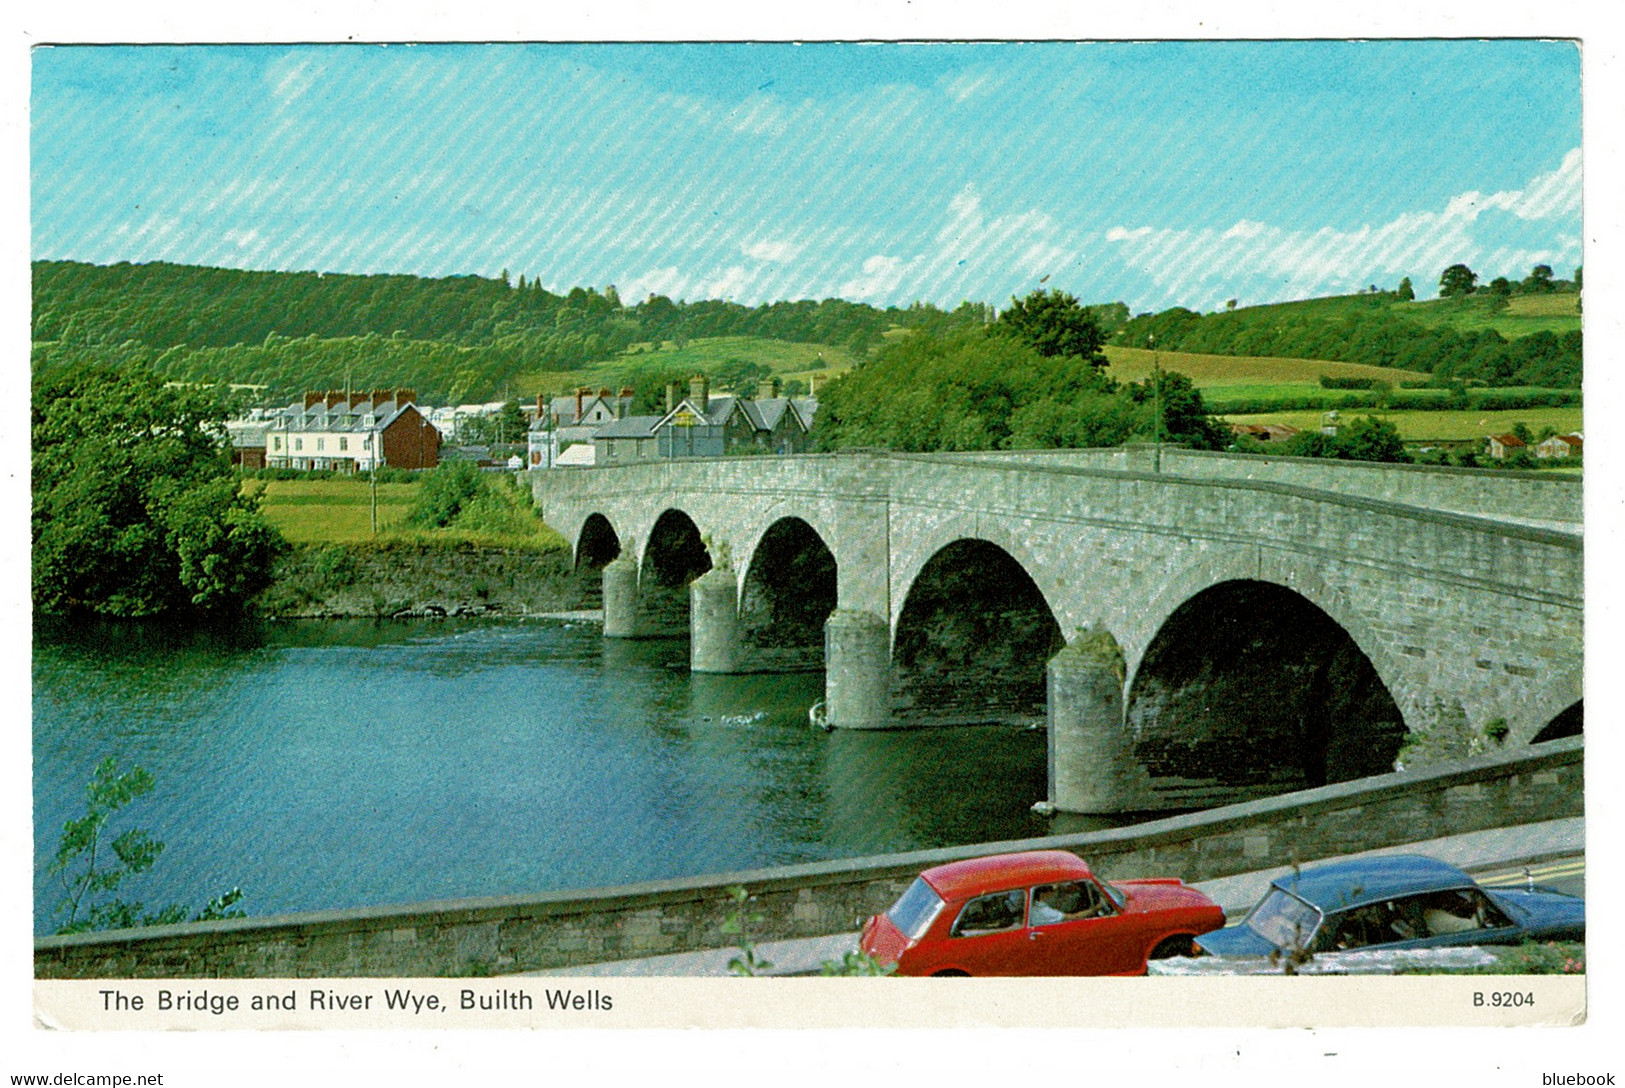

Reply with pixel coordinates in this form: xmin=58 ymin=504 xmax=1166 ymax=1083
xmin=1026 ymin=879 xmax=1143 ymax=975
xmin=944 ymin=888 xmax=1032 ymax=975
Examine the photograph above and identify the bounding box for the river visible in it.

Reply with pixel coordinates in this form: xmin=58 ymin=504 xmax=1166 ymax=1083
xmin=32 ymin=616 xmax=1079 ymax=935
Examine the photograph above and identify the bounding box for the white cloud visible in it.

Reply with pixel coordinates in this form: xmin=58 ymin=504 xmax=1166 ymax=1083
xmin=1101 ymin=149 xmax=1582 ymax=305
xmin=704 ymin=265 xmax=753 ymax=299
xmin=841 ymin=255 xmax=908 ymax=300
xmin=742 ymin=239 xmax=802 ymax=262
xmin=1106 ymin=226 xmax=1153 ymax=242
xmin=223 ymin=228 xmax=263 ymax=248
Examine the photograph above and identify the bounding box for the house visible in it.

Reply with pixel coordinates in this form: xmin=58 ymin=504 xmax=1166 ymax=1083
xmin=1536 ymin=433 xmax=1583 ymax=459
xmin=591 ymin=376 xmax=818 ymax=464
xmin=224 ymin=420 xmax=269 ymax=469
xmin=266 ymin=388 xmax=442 ymax=472
xmin=527 ymin=387 xmax=635 ymax=469
xmin=1486 ymin=433 xmax=1527 ymax=460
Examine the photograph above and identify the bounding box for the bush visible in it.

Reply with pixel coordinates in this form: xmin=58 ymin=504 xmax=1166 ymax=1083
xmin=409 ymin=460 xmax=484 ymax=528
xmin=1318 ymin=376 xmax=1389 ymax=390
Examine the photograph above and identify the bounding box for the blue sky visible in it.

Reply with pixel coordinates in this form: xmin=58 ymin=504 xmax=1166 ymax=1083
xmin=31 ymin=41 xmax=1581 ymax=313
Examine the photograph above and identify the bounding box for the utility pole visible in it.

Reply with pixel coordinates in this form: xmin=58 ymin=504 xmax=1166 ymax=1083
xmin=369 ymin=426 xmax=379 ymax=535
xmin=1149 ymin=333 xmax=1163 ymax=473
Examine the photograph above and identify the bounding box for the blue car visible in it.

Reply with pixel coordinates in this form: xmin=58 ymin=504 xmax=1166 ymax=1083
xmin=1195 ymin=854 xmax=1584 ymax=958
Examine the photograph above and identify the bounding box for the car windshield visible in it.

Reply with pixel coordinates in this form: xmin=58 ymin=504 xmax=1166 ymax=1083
xmin=887 ymin=877 xmax=947 ymax=941
xmin=1245 ymin=887 xmax=1323 ymax=951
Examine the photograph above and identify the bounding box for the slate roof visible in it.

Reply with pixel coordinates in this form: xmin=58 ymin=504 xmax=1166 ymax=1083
xmin=592 ymin=415 xmax=664 ymax=439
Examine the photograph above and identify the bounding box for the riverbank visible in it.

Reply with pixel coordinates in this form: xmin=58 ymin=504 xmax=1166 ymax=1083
xmin=257 ymin=542 xmax=589 ymax=618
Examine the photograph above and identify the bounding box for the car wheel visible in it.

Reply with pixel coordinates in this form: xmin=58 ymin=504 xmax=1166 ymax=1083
xmin=1149 ymin=935 xmax=1196 ymax=959
xmin=931 ymin=969 xmax=970 ymax=977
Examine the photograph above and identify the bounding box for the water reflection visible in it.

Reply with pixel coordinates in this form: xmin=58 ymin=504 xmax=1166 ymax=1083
xmin=33 ymin=617 xmax=1086 ymax=934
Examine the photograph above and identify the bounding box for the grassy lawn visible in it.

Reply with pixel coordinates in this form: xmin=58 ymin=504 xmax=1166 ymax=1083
xmin=1222 ymin=405 xmax=1585 ymax=443
xmin=248 ymin=477 xmax=566 ymax=549
xmin=514 ymin=336 xmax=859 ymax=398
xmin=250 ymin=479 xmax=419 ymax=543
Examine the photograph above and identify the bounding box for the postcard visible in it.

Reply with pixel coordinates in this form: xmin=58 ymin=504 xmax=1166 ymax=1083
xmin=13 ymin=8 xmax=1618 ymax=1085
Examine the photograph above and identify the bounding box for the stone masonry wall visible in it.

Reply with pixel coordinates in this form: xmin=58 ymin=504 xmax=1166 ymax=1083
xmin=35 ymin=737 xmax=1582 ymax=979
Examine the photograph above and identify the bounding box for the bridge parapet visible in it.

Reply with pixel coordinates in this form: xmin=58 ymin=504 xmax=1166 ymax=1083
xmin=936 ymin=445 xmax=1582 ymax=527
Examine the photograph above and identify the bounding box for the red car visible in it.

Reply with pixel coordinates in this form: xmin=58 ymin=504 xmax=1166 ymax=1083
xmin=860 ymin=850 xmax=1224 ymax=976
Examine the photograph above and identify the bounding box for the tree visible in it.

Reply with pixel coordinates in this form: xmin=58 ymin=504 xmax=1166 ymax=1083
xmin=50 ymin=757 xmax=245 ymax=934
xmin=1284 ymin=415 xmax=1408 ymax=464
xmin=1396 ymin=277 xmax=1415 ymax=302
xmin=1338 ymin=415 xmax=1409 ymax=463
xmin=32 ymin=365 xmax=284 ymax=617
xmin=994 ymin=288 xmax=1109 ymax=370
xmin=1128 ymin=370 xmax=1227 ymax=450
xmin=495 ymin=399 xmax=527 ymax=444
xmin=1522 ymin=264 xmax=1555 ymax=293
xmin=1439 ymin=264 xmax=1478 ymax=298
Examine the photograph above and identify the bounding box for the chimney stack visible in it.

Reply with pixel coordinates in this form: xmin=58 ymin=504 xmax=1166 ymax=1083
xmin=576 ymin=387 xmax=586 ymax=421
xmin=394 ymin=388 xmax=416 ymax=406
xmin=371 ymin=389 xmax=391 ymax=409
xmin=756 ymin=377 xmax=781 ymax=400
xmin=689 ymin=374 xmax=709 ymax=414
xmin=304 ymin=391 xmax=321 ymax=409
xmin=326 ymin=389 xmax=345 ymax=408
xmin=666 ymin=381 xmax=680 ymax=413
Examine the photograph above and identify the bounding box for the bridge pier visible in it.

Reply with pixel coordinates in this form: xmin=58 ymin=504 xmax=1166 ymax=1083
xmin=690 ymin=569 xmax=742 ymax=673
xmin=823 ymin=610 xmax=892 ymax=729
xmin=1047 ymin=631 xmax=1152 ymax=813
xmin=601 ymin=557 xmax=639 ymax=638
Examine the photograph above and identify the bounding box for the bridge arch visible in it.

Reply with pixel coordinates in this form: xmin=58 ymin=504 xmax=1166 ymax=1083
xmin=1123 ymin=572 xmax=1408 ymax=807
xmin=1532 ymin=700 xmax=1583 ymax=744
xmin=637 ymin=508 xmax=712 ymax=636
xmin=1521 ymin=668 xmax=1584 ymax=745
xmin=575 ymin=512 xmax=622 ymax=571
xmin=1121 ymin=547 xmax=1410 ymax=715
xmin=891 ymin=537 xmax=1063 ymax=727
xmin=736 ymin=516 xmax=837 ymax=671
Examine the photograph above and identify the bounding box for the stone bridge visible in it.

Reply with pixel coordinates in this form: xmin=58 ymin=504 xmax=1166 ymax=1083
xmin=528 ymin=446 xmax=1583 ymax=814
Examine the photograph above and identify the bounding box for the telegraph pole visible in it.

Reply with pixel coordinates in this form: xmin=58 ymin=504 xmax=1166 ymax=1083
xmin=1149 ymin=333 xmax=1163 ymax=473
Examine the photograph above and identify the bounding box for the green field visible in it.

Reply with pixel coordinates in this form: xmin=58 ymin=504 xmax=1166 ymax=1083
xmin=250 ymin=477 xmax=566 ymax=549
xmin=1393 ymin=292 xmax=1582 ymax=339
xmin=1106 ymin=345 xmax=1430 ymax=389
xmin=514 ymin=335 xmax=860 ymax=399
xmin=1223 ymin=406 xmax=1584 ymax=444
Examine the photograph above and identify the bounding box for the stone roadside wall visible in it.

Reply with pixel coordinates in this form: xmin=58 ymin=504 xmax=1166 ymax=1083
xmin=35 ymin=737 xmax=1581 ymax=979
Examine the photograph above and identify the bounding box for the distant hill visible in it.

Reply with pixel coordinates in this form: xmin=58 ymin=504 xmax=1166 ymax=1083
xmin=29 ymin=260 xmax=988 ymax=403
xmin=1118 ymin=289 xmax=1581 ymax=388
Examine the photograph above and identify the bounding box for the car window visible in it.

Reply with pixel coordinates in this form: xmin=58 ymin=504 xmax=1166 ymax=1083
xmin=950 ymin=890 xmax=1026 ymax=937
xmin=1029 ymin=880 xmax=1112 ymax=926
xmin=1319 ymin=896 xmax=1431 ymax=950
xmin=1418 ymin=888 xmax=1515 ymax=937
xmin=1246 ymin=887 xmax=1323 ymax=952
xmin=885 ymin=877 xmax=947 ymax=941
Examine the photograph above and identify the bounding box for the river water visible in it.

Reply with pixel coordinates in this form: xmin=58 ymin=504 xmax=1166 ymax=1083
xmin=32 ymin=617 xmax=1072 ymax=935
